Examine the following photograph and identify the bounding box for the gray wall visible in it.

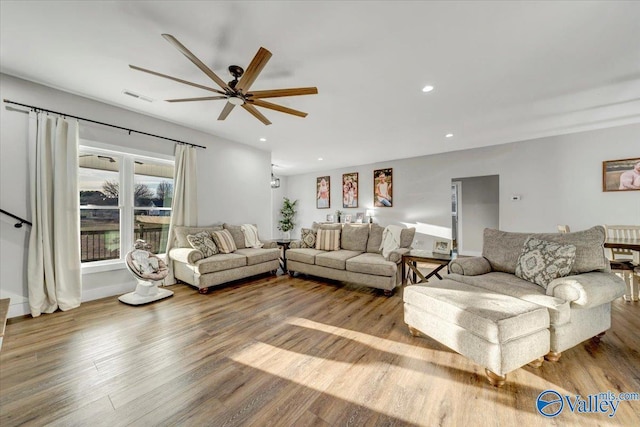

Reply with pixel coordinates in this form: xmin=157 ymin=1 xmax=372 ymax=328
xmin=285 ymin=123 xmax=640 ymax=252
xmin=0 ymin=74 xmax=272 ymax=317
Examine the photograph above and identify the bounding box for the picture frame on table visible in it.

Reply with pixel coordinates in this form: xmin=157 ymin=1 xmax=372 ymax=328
xmin=602 ymin=157 xmax=640 ymax=192
xmin=355 ymin=212 xmax=364 ymax=223
xmin=317 ymin=176 xmax=331 ymax=208
xmin=342 ymin=172 xmax=359 ymax=208
xmin=344 ymin=214 xmax=352 ymax=224
xmin=326 ymin=214 xmax=335 ymax=223
xmin=433 ymin=240 xmax=451 ymax=255
xmin=373 ymin=168 xmax=393 ymax=207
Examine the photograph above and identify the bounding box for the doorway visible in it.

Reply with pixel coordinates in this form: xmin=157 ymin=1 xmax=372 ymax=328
xmin=451 ymin=175 xmax=499 ymax=256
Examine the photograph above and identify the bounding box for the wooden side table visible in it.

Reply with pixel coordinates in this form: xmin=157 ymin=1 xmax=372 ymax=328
xmin=402 ymin=250 xmax=454 ymax=285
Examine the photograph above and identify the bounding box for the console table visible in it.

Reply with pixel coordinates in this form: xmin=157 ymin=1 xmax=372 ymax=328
xmin=402 ymin=250 xmax=454 ymax=285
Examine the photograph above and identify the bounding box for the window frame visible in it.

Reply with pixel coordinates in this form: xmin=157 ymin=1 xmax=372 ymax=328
xmin=79 ymin=141 xmax=174 ymax=273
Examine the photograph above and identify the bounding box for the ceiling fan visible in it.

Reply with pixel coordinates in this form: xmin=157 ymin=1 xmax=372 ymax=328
xmin=130 ymin=34 xmax=318 ymax=125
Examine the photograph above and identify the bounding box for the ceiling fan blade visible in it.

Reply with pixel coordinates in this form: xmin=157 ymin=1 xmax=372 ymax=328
xmin=162 ymin=34 xmax=231 ymax=91
xmin=129 ymin=65 xmax=226 ymax=95
xmin=248 ymin=87 xmax=318 ymax=99
xmin=218 ymin=102 xmax=236 ymax=120
xmin=249 ymin=99 xmax=308 ymax=118
xmin=167 ymin=96 xmax=227 ymax=103
xmin=242 ymin=103 xmax=272 ymax=125
xmin=235 ymin=47 xmax=272 ymax=93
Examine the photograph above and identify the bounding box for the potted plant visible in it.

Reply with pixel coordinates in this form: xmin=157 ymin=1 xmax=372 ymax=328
xmin=278 ymin=197 xmax=297 ymax=240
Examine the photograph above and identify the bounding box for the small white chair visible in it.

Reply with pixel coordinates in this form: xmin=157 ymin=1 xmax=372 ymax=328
xmin=120 ymin=240 xmax=173 ymax=305
xmin=604 ymin=225 xmax=640 ymax=302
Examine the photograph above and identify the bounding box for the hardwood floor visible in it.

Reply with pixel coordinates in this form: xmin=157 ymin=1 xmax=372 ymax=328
xmin=1 ymin=273 xmax=639 ymax=426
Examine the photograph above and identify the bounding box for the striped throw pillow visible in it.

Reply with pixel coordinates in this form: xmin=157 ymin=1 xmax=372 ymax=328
xmin=211 ymin=229 xmax=237 ymax=254
xmin=316 ymin=229 xmax=341 ymax=251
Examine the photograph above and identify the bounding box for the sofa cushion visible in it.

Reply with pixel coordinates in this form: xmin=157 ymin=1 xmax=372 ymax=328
xmin=312 ymin=221 xmax=342 ymax=231
xmin=195 ymin=253 xmax=247 ymax=274
xmin=174 ymin=225 xmax=223 ymax=248
xmin=300 ymin=228 xmax=317 ymax=248
xmin=447 ymin=272 xmax=571 ymax=326
xmin=400 ymin=227 xmax=416 ymax=248
xmin=186 ymin=231 xmax=219 ymax=258
xmin=483 ymin=226 xmax=609 ymax=275
xmin=515 ymin=237 xmax=576 ymax=289
xmin=316 ymin=229 xmax=341 ymax=251
xmin=316 ymin=250 xmax=363 ymax=270
xmin=346 ymin=253 xmax=397 ymax=277
xmin=234 ymin=248 xmax=279 ymax=266
xmin=367 ymin=224 xmax=384 ymax=253
xmin=212 ymin=229 xmax=238 ymax=254
xmin=341 ymin=224 xmax=369 ymax=252
xmin=286 ymin=248 xmax=325 ymax=265
xmin=531 ymin=226 xmax=608 ymax=274
xmin=223 ymin=223 xmax=247 ymax=249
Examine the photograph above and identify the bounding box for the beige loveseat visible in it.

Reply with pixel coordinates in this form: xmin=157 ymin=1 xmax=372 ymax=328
xmin=286 ymin=223 xmax=416 ymax=295
xmin=444 ymin=226 xmax=626 ymax=360
xmin=169 ymin=224 xmax=280 ymax=294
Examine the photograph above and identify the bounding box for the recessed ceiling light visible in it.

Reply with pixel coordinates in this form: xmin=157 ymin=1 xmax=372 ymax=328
xmin=318 ymin=157 xmax=323 ymax=161
xmin=422 ymin=85 xmax=434 ymax=93
xmin=259 ymin=137 xmax=267 ymax=142
xmin=446 ymin=133 xmax=454 ymax=138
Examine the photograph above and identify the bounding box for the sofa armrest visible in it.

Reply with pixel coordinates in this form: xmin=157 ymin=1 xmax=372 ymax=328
xmin=448 ymin=257 xmax=492 ymax=276
xmin=169 ymin=247 xmax=204 ymax=265
xmin=546 ymin=272 xmax=626 ymax=308
xmin=388 ymin=247 xmax=411 ymax=263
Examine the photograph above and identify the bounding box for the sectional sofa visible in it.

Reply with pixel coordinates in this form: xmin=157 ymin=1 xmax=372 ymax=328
xmin=286 ymin=222 xmax=416 ymax=295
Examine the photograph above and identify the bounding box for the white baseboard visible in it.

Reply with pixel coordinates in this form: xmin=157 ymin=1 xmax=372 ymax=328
xmin=459 ymin=250 xmax=482 ymax=257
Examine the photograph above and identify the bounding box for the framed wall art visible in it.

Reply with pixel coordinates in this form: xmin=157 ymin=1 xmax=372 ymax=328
xmin=373 ymin=168 xmax=393 ymax=207
xmin=603 ymin=157 xmax=640 ymax=192
xmin=342 ymin=172 xmax=358 ymax=208
xmin=316 ymin=176 xmax=331 ymax=208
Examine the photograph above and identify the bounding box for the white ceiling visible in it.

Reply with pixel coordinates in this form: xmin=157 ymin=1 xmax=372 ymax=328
xmin=2 ymin=1 xmax=640 ymax=176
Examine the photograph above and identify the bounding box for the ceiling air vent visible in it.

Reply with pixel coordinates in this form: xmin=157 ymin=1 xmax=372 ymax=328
xmin=122 ymin=90 xmax=153 ymax=103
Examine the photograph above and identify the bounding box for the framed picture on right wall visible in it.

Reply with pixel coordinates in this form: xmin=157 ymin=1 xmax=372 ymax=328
xmin=373 ymin=168 xmax=393 ymax=207
xmin=602 ymin=157 xmax=640 ymax=191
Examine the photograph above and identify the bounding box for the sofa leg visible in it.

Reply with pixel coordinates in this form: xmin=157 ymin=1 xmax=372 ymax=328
xmin=528 ymin=357 xmax=544 ymax=368
xmin=198 ymin=287 xmax=209 ymax=295
xmin=545 ymin=351 xmax=562 ymax=362
xmin=383 ymin=289 xmax=393 ymax=297
xmin=591 ymin=331 xmax=606 ymax=344
xmin=408 ymin=326 xmax=421 ymax=337
xmin=485 ymin=369 xmax=506 ymax=387
xmin=288 ymin=270 xmax=295 ymax=277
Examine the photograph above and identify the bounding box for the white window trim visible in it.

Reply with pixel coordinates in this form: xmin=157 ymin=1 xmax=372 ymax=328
xmin=79 ymin=140 xmax=174 ymax=274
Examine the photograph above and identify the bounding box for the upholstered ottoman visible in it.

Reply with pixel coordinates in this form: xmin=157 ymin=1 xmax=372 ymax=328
xmin=404 ymin=279 xmax=550 ymax=387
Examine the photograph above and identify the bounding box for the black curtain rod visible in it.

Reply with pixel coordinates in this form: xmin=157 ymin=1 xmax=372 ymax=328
xmin=2 ymin=99 xmax=206 ymax=149
xmin=1 ymin=209 xmax=32 ymax=228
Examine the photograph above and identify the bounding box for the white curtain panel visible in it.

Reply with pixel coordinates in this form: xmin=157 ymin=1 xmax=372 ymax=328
xmin=164 ymin=144 xmax=198 ymax=284
xmin=27 ymin=113 xmax=82 ymax=317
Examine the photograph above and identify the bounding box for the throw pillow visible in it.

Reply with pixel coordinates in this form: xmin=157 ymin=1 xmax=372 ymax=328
xmin=515 ymin=237 xmax=577 ymax=289
xmin=316 ymin=229 xmax=341 ymax=251
xmin=186 ymin=231 xmax=219 ymax=258
xmin=223 ymin=223 xmax=246 ymax=249
xmin=211 ymin=229 xmax=238 ymax=254
xmin=300 ymin=228 xmax=317 ymax=248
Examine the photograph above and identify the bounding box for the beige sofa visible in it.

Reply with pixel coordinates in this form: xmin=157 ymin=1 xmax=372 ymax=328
xmin=286 ymin=223 xmax=416 ymax=295
xmin=444 ymin=226 xmax=626 ymax=360
xmin=169 ymin=224 xmax=280 ymax=294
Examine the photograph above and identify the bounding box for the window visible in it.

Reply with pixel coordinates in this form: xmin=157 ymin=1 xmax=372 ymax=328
xmin=79 ymin=147 xmax=174 ymax=263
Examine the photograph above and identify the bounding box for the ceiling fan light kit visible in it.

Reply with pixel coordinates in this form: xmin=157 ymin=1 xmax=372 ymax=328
xmin=130 ymin=34 xmax=318 ymax=125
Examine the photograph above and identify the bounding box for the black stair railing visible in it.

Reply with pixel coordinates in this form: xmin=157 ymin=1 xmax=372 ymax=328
xmin=0 ymin=209 xmax=32 ymax=228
